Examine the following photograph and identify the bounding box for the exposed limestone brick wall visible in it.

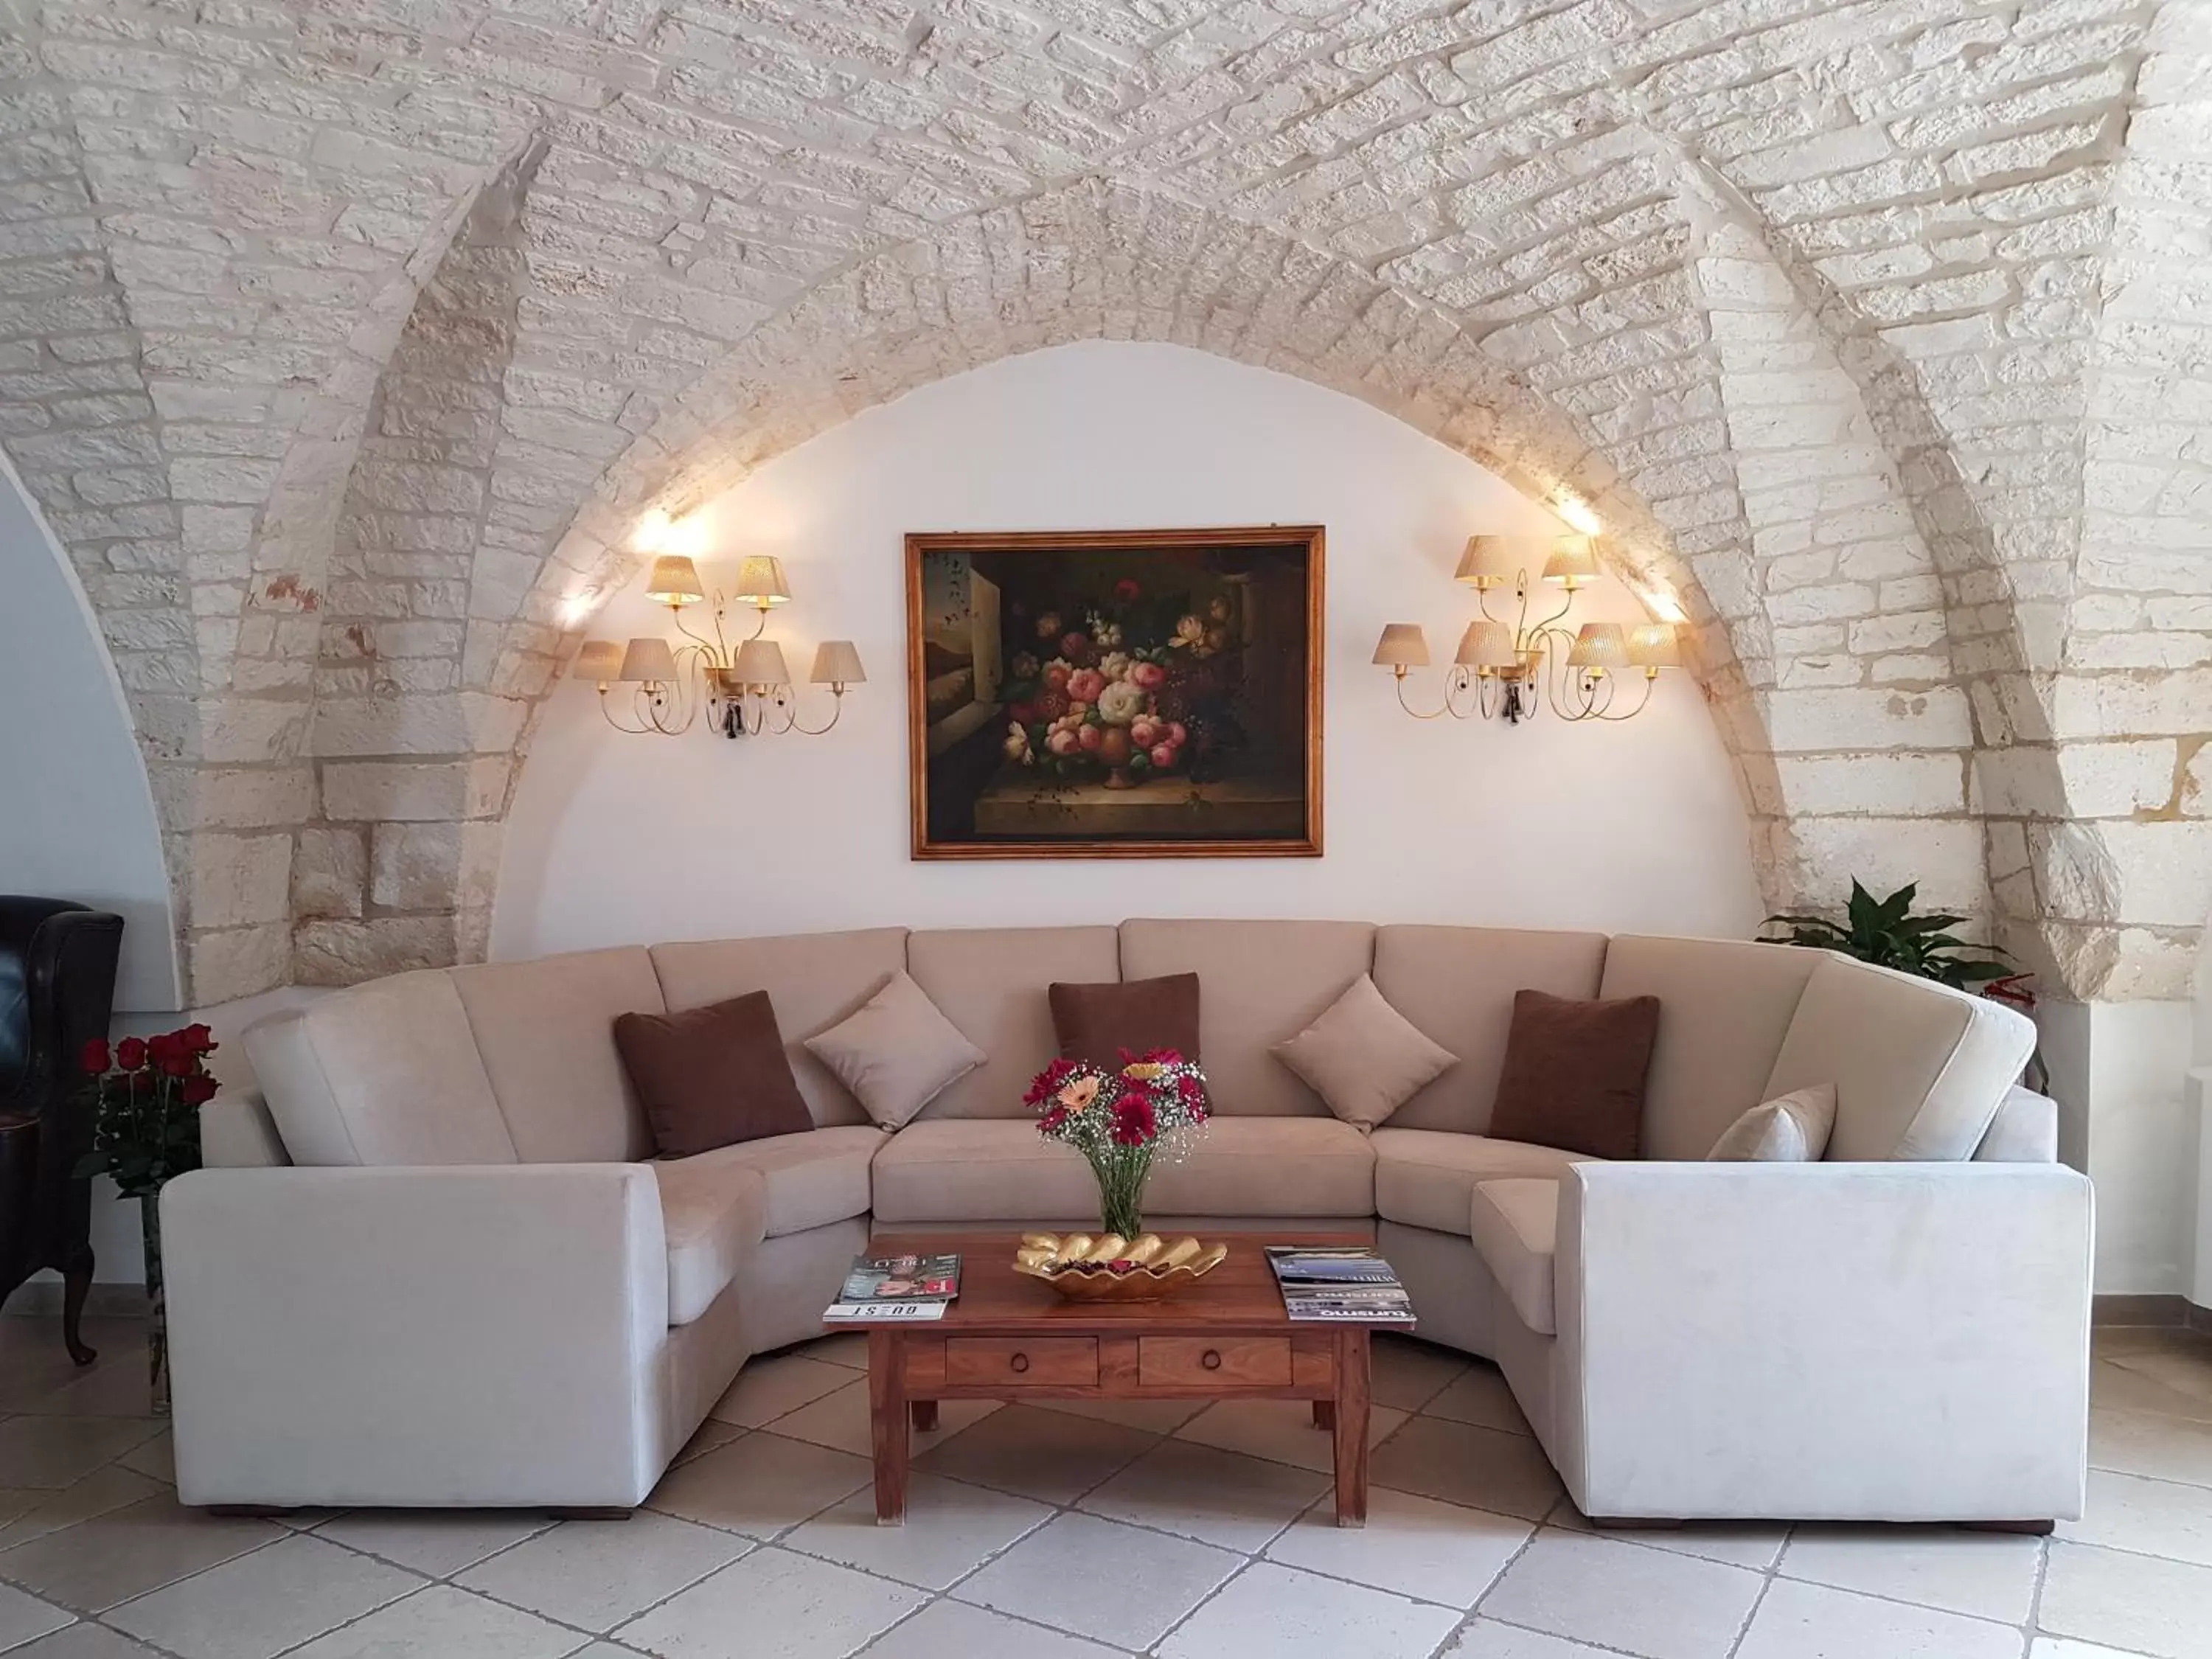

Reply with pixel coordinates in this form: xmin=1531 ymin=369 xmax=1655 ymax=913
xmin=4 ymin=0 xmax=2209 ymax=1007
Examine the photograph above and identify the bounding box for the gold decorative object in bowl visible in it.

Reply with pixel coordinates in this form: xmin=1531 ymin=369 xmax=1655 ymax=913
xmin=1013 ymin=1233 xmax=1229 ymax=1301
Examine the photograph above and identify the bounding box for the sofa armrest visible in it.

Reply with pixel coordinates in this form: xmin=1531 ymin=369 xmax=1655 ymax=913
xmin=1554 ymin=1161 xmax=2092 ymax=1523
xmin=162 ymin=1163 xmax=669 ymax=1508
xmin=198 ymin=1091 xmax=291 ymax=1168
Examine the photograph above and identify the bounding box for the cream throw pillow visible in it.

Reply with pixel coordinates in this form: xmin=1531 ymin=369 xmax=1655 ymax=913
xmin=1706 ymin=1084 xmax=1837 ymax=1162
xmin=804 ymin=970 xmax=987 ymax=1130
xmin=1273 ymin=973 xmax=1458 ymax=1131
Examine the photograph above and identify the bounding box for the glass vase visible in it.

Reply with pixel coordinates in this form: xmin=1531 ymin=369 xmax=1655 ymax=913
xmin=1089 ymin=1145 xmax=1152 ymax=1241
xmin=140 ymin=1194 xmax=169 ymax=1416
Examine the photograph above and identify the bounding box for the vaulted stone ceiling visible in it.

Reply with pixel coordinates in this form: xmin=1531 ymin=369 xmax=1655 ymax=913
xmin=3 ymin=0 xmax=2206 ymax=1006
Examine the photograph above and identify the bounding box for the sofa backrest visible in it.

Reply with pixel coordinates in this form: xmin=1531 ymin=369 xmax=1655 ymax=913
xmin=1599 ymin=935 xmax=1820 ymax=1161
xmin=1120 ymin=919 xmax=1374 ymax=1116
xmin=908 ymin=925 xmax=1119 ymax=1119
xmin=1374 ymin=925 xmax=1607 ymax=1133
xmin=1765 ymin=954 xmax=2034 ymax=1161
xmin=648 ymin=928 xmax=907 ymax=1129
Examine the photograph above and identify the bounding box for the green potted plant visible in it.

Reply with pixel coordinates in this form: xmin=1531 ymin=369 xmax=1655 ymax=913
xmin=74 ymin=1025 xmax=212 ymax=1413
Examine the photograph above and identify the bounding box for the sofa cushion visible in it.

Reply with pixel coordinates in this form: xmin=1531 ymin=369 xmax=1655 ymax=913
xmin=869 ymin=1117 xmax=1377 ymax=1223
xmin=1119 ymin=919 xmax=1374 ymax=1116
xmin=650 ymin=929 xmax=908 ymax=1129
xmin=1271 ymin=973 xmax=1457 ymax=1130
xmin=615 ymin=992 xmax=815 ymax=1158
xmin=908 ymin=926 xmax=1120 ymax=1119
xmin=452 ymin=947 xmax=664 ymax=1163
xmin=1489 ymin=990 xmax=1660 ymax=1161
xmin=651 ymin=1157 xmax=768 ymax=1326
xmin=1707 ymin=1085 xmax=1837 ymax=1163
xmin=1049 ymin=973 xmax=1202 ymax=1069
xmin=247 ymin=972 xmax=516 ymax=1167
xmin=1600 ymin=936 xmax=1819 ymax=1161
xmin=1766 ymin=956 xmax=2034 ymax=1161
xmin=804 ymin=971 xmax=986 ymax=1129
xmin=1469 ymin=1178 xmax=1558 ymax=1336
xmin=1371 ymin=1129 xmax=1592 ymax=1237
xmin=1372 ymin=925 xmax=1608 ymax=1133
xmin=655 ymin=1125 xmax=879 ymax=1240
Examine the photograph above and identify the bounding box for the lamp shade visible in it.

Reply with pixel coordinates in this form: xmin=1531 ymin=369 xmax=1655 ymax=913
xmin=1567 ymin=622 xmax=1629 ymax=672
xmin=645 ymin=555 xmax=705 ymax=607
xmin=618 ymin=636 xmax=678 ymax=683
xmin=1371 ymin=624 xmax=1430 ymax=668
xmin=1455 ymin=619 xmax=1519 ymax=668
xmin=1453 ymin=535 xmax=1524 ymax=588
xmin=733 ymin=637 xmax=790 ymax=687
xmin=1627 ymin=622 xmax=1680 ymax=668
xmin=1542 ymin=535 xmax=1600 ymax=586
xmin=810 ymin=639 xmax=866 ymax=685
xmin=574 ymin=639 xmax=624 ymax=684
xmin=734 ymin=556 xmax=790 ymax=608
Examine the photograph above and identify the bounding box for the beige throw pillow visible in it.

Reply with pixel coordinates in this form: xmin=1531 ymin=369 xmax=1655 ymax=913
xmin=1272 ymin=973 xmax=1458 ymax=1131
xmin=804 ymin=970 xmax=987 ymax=1130
xmin=1706 ymin=1084 xmax=1837 ymax=1162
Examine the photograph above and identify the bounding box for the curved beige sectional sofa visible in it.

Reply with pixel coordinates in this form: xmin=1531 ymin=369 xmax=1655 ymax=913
xmin=164 ymin=919 xmax=2093 ymax=1526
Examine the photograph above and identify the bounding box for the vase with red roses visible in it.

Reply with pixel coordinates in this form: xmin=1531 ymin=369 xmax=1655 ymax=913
xmin=74 ymin=1025 xmax=215 ymax=1413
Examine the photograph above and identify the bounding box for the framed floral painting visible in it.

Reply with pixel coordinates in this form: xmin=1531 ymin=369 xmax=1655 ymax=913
xmin=906 ymin=526 xmax=1324 ymax=858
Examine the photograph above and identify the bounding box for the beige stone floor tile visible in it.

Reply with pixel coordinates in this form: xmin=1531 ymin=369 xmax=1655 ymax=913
xmin=0 ymin=1418 xmax=160 ymax=1491
xmin=2031 ymin=1642 xmax=2165 ymax=1658
xmin=2090 ymin=1407 xmax=2212 ymax=1489
xmin=0 ymin=1493 xmax=282 ymax=1613
xmin=1369 ymin=1415 xmax=1562 ymax=1521
xmin=1777 ymin=1523 xmax=2042 ymax=1623
xmin=1371 ymin=1335 xmax=1472 ymax=1413
xmin=1735 ymin=1578 xmax=2023 ymax=1659
xmin=781 ymin=1472 xmax=1053 ymax=1591
xmin=6 ymin=1623 xmax=171 ymax=1657
xmin=453 ymin=1512 xmax=748 ymax=1634
xmin=853 ymin=1598 xmax=1127 ymax=1658
xmin=913 ymin=1405 xmax=1157 ymax=1506
xmin=1157 ymin=1559 xmax=1464 ymax=1659
xmin=792 ymin=1334 xmax=870 ymax=1371
xmin=1266 ymin=1485 xmax=1531 ymax=1607
xmin=670 ymin=1419 xmax=744 ymax=1468
xmin=1478 ymin=1530 xmax=1764 ymax=1659
xmin=2061 ymin=1467 xmax=2212 ymax=1568
xmin=6 ymin=1356 xmax=164 ymax=1421
xmin=111 ymin=1432 xmax=170 ymax=1486
xmin=951 ymin=1512 xmax=1240 ymax=1650
xmin=705 ymin=1354 xmax=854 ymax=1428
xmin=1028 ymin=1394 xmax=1205 ymax=1433
xmin=105 ymin=1533 xmax=422 ymax=1659
xmin=1078 ymin=1439 xmax=1330 ymax=1553
xmin=284 ymin=1584 xmax=586 ymax=1659
xmin=762 ymin=1379 xmax=998 ymax=1458
xmin=2093 ymin=1358 xmax=2212 ymax=1425
xmin=0 ymin=1465 xmax=165 ymax=1551
xmin=0 ymin=1322 xmax=147 ymax=1413
xmin=617 ymin=1546 xmax=925 ymax=1659
xmin=0 ymin=1581 xmax=74 ymax=1651
xmin=644 ymin=1431 xmax=872 ymax=1540
xmin=1174 ymin=1398 xmax=1407 ymax=1475
xmin=2040 ymin=1540 xmax=2212 ymax=1659
xmin=1441 ymin=1623 xmax=1624 ymax=1657
xmin=313 ymin=1510 xmax=555 ymax=1578
xmin=1423 ymin=1363 xmax=1533 ymax=1436
xmin=1545 ymin=1504 xmax=1790 ymax=1571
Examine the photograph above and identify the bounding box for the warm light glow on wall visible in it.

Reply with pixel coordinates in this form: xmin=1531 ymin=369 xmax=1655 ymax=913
xmin=1551 ymin=491 xmax=1603 ymax=536
xmin=1639 ymin=586 xmax=1688 ymax=625
xmin=557 ymin=588 xmax=603 ymax=630
xmin=633 ymin=508 xmax=672 ymax=553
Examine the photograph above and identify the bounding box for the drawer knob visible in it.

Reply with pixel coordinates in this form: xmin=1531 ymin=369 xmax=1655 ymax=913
xmin=1009 ymin=1352 xmax=1030 ymax=1374
xmin=1201 ymin=1349 xmax=1222 ymax=1371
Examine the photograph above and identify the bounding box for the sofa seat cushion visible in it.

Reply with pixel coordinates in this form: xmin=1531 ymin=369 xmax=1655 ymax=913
xmin=870 ymin=1118 xmax=1377 ymax=1224
xmin=652 ymin=1158 xmax=768 ymax=1326
xmin=656 ymin=1126 xmax=880 ymax=1240
xmin=1469 ymin=1178 xmax=1559 ymax=1337
xmin=1371 ymin=1129 xmax=1593 ymax=1237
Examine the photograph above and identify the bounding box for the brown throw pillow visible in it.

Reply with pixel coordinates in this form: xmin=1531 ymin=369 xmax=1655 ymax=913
xmin=1487 ymin=988 xmax=1660 ymax=1160
xmin=1048 ymin=972 xmax=1202 ymax=1068
xmin=613 ymin=991 xmax=814 ymax=1158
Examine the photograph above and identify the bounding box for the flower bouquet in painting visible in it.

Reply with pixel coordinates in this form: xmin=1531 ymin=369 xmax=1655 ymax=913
xmin=1024 ymin=1050 xmax=1210 ymax=1240
xmin=74 ymin=1026 xmax=213 ymax=1413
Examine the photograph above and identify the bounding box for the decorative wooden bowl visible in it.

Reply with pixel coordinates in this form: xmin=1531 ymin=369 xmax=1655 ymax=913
xmin=1013 ymin=1232 xmax=1229 ymax=1301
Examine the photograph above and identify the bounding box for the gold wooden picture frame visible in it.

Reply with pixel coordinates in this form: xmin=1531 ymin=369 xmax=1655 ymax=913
xmin=908 ymin=526 xmax=1324 ymax=860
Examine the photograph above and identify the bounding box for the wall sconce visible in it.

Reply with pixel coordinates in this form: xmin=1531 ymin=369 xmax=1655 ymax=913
xmin=1374 ymin=534 xmax=1680 ymax=724
xmin=577 ymin=554 xmax=863 ymax=740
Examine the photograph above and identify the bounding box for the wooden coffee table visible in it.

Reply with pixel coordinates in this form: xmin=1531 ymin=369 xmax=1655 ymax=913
xmin=858 ymin=1231 xmax=1391 ymax=1528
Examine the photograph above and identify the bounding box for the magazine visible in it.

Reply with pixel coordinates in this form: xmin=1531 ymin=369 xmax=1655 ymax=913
xmin=822 ymin=1252 xmax=962 ymax=1323
xmin=1266 ymin=1246 xmax=1416 ymax=1325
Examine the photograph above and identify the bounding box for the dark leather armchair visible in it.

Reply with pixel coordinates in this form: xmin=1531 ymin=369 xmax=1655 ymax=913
xmin=0 ymin=898 xmax=123 ymax=1364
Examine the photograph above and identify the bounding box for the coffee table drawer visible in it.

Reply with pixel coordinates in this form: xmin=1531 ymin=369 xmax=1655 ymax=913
xmin=1138 ymin=1335 xmax=1293 ymax=1387
xmin=945 ymin=1337 xmax=1098 ymax=1386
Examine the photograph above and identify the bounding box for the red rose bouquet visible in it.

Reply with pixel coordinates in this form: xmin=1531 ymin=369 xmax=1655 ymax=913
xmin=1025 ymin=1050 xmax=1209 ymax=1238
